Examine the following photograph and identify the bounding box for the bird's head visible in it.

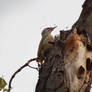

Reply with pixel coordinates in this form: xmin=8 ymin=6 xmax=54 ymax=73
xmin=41 ymin=26 xmax=57 ymax=37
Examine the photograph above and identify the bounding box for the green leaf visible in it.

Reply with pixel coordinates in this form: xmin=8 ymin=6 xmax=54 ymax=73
xmin=0 ymin=77 xmax=7 ymax=90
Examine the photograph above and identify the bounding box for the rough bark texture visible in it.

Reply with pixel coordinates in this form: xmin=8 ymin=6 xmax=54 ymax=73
xmin=35 ymin=0 xmax=92 ymax=92
xmin=73 ymin=0 xmax=92 ymax=41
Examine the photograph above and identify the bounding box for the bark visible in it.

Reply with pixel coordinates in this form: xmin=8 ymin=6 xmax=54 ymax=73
xmin=73 ymin=0 xmax=92 ymax=41
xmin=35 ymin=0 xmax=92 ymax=92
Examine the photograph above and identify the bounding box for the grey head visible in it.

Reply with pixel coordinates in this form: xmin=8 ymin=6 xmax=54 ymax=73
xmin=41 ymin=26 xmax=57 ymax=37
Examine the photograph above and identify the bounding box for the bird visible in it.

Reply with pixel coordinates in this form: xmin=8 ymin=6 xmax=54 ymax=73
xmin=37 ymin=26 xmax=57 ymax=67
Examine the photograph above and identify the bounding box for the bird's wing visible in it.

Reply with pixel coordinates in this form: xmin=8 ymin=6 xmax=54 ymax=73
xmin=37 ymin=39 xmax=44 ymax=64
xmin=37 ymin=39 xmax=44 ymax=57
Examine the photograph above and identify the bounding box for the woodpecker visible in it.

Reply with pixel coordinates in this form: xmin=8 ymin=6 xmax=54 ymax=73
xmin=37 ymin=26 xmax=56 ymax=67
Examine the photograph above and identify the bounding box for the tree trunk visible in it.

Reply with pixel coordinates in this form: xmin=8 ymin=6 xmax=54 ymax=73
xmin=35 ymin=0 xmax=92 ymax=92
xmin=73 ymin=0 xmax=92 ymax=41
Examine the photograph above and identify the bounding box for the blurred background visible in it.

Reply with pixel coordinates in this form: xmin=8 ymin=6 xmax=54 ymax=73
xmin=0 ymin=0 xmax=88 ymax=92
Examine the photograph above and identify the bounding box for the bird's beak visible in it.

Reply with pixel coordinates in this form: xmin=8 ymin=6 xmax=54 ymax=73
xmin=51 ymin=26 xmax=57 ymax=31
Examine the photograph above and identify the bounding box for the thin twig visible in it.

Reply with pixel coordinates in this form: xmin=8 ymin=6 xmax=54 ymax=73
xmin=28 ymin=65 xmax=39 ymax=71
xmin=8 ymin=57 xmax=37 ymax=92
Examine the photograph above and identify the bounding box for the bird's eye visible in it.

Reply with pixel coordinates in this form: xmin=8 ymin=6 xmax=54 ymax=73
xmin=47 ymin=28 xmax=50 ymax=31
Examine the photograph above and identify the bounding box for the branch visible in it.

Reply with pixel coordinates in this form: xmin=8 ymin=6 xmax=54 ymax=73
xmin=8 ymin=58 xmax=38 ymax=92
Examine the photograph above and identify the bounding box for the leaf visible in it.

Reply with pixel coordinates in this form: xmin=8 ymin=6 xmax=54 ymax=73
xmin=0 ymin=77 xmax=7 ymax=90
